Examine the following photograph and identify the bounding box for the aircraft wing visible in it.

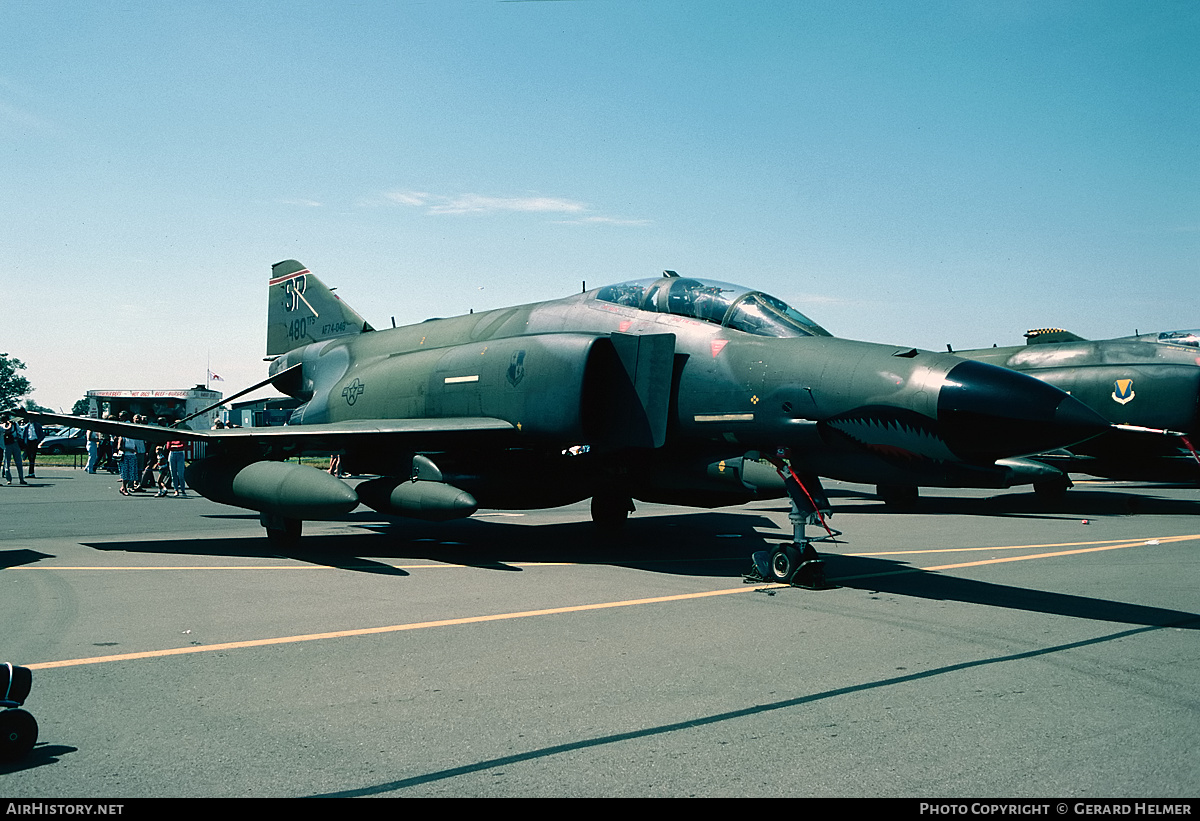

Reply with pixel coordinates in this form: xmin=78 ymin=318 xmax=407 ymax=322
xmin=10 ymin=409 xmax=516 ymax=453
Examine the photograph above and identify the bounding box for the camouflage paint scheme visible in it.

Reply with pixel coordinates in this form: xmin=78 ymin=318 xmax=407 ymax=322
xmin=17 ymin=261 xmax=1109 ymax=555
xmin=952 ymin=328 xmax=1200 ymax=487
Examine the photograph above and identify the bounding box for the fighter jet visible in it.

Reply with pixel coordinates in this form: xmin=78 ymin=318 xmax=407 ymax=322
xmin=945 ymin=327 xmax=1200 ymax=498
xmin=14 ymin=261 xmax=1109 ymax=585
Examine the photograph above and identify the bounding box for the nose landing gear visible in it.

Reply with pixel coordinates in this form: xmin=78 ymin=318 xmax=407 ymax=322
xmin=745 ymin=451 xmax=838 ymax=590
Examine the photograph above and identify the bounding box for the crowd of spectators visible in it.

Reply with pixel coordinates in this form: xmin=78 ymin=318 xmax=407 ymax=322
xmin=6 ymin=413 xmax=187 ymax=496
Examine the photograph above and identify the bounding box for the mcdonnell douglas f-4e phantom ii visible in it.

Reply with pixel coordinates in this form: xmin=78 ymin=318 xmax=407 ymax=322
xmin=15 ymin=262 xmax=1110 ymax=586
xmin=942 ymin=327 xmax=1200 ymax=500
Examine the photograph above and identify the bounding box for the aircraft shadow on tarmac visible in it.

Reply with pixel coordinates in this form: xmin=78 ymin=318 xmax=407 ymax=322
xmin=83 ymin=510 xmax=782 ymax=578
xmin=0 ymin=549 xmax=54 ymax=570
xmin=823 ymin=553 xmax=1200 ymax=631
xmin=79 ymin=507 xmax=1200 ymax=632
xmin=833 ymin=487 xmax=1200 ymax=519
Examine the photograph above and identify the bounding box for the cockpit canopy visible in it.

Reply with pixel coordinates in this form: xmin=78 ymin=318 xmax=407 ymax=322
xmin=1156 ymin=330 xmax=1200 ymax=349
xmin=594 ymin=277 xmax=831 ymax=339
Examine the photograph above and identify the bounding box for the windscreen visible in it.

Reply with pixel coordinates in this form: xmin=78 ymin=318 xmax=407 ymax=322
xmin=1157 ymin=330 xmax=1200 ymax=349
xmin=595 ymin=277 xmax=830 ymax=338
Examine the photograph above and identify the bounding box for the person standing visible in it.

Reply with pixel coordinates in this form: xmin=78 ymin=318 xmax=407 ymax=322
xmin=150 ymin=446 xmax=170 ymax=497
xmin=1 ymin=415 xmax=27 ymax=485
xmin=131 ymin=415 xmax=148 ymax=490
xmin=96 ymin=414 xmax=115 ymax=472
xmin=116 ymin=432 xmax=139 ymax=496
xmin=165 ymin=437 xmax=187 ymax=497
xmin=85 ymin=429 xmax=101 ymax=473
xmin=20 ymin=419 xmax=42 ymax=478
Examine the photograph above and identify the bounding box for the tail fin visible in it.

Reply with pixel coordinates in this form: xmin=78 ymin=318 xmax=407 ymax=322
xmin=266 ymin=260 xmax=375 ymax=356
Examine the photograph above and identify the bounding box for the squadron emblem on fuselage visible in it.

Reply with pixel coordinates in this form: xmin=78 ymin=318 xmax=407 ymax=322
xmin=507 ymin=350 xmax=526 ymax=387
xmin=342 ymin=378 xmax=365 ymax=406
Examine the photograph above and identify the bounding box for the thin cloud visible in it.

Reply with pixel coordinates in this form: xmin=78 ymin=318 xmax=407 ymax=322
xmin=387 ymin=190 xmax=587 ymax=215
xmin=0 ymin=75 xmax=67 ymax=140
xmin=0 ymin=99 xmax=60 ymax=138
xmin=556 ymin=215 xmax=652 ymax=227
xmin=431 ymin=193 xmax=589 ymax=215
xmin=385 ymin=191 xmax=431 ymax=207
xmin=383 ymin=189 xmax=646 ymax=225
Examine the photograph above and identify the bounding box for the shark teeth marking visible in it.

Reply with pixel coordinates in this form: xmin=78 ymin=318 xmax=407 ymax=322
xmin=827 ymin=414 xmax=958 ymax=463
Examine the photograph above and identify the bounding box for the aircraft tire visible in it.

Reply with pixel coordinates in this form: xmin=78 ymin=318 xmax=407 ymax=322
xmin=877 ymin=484 xmax=919 ymax=511
xmin=768 ymin=544 xmax=801 ymax=584
xmin=590 ymin=493 xmax=632 ymax=532
xmin=1033 ymin=477 xmax=1071 ymax=504
xmin=264 ymin=517 xmax=302 ymax=548
xmin=0 ymin=709 xmax=38 ymax=763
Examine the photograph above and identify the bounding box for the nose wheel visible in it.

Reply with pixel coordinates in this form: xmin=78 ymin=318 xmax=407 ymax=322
xmin=770 ymin=543 xmax=800 ymax=581
xmin=748 ymin=541 xmax=833 ymax=589
xmin=767 ymin=542 xmax=829 ymax=588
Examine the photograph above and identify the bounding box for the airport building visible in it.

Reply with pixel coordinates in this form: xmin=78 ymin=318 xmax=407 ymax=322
xmin=86 ymin=386 xmax=222 ymax=431
xmin=229 ymin=397 xmax=301 ymax=428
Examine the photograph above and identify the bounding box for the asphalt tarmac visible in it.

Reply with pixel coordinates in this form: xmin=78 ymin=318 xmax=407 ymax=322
xmin=1 ymin=466 xmax=1197 ymax=798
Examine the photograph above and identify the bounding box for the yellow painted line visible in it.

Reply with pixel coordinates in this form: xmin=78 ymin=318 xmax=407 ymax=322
xmin=17 ymin=534 xmax=1195 ymax=671
xmin=16 ymin=535 xmax=1196 ymax=571
xmin=7 ymin=562 xmax=576 ymax=571
xmin=24 ymin=584 xmax=786 ymax=670
xmin=925 ymin=534 xmax=1197 ymax=571
xmin=8 ymin=565 xmax=373 ymax=571
xmin=847 ymin=533 xmax=1200 ymax=557
xmin=840 ymin=535 xmax=1193 ymax=580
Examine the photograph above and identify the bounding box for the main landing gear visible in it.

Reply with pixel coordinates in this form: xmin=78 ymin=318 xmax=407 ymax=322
xmin=1033 ymin=475 xmax=1072 ymax=505
xmin=1 ymin=663 xmax=37 ymax=763
xmin=591 ymin=492 xmax=635 ymax=533
xmin=745 ymin=453 xmax=838 ymax=590
xmin=261 ymin=513 xmax=302 ymax=548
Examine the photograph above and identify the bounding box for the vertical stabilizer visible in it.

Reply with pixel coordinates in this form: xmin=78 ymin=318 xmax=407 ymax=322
xmin=266 ymin=260 xmax=374 ymax=356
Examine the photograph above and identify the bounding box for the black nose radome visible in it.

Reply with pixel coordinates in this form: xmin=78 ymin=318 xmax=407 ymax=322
xmin=937 ymin=360 xmax=1109 ymax=462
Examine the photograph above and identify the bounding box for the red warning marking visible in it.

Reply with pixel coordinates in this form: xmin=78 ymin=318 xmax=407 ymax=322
xmin=1182 ymin=435 xmax=1200 ymax=466
xmin=711 ymin=339 xmax=729 ymax=358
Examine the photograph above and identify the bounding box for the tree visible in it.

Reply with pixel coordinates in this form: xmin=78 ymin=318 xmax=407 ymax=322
xmin=72 ymin=397 xmax=91 ymax=416
xmin=0 ymin=353 xmax=32 ymax=409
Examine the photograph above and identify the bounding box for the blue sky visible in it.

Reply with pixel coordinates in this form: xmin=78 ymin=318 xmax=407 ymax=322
xmin=3 ymin=0 xmax=1196 ymax=412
